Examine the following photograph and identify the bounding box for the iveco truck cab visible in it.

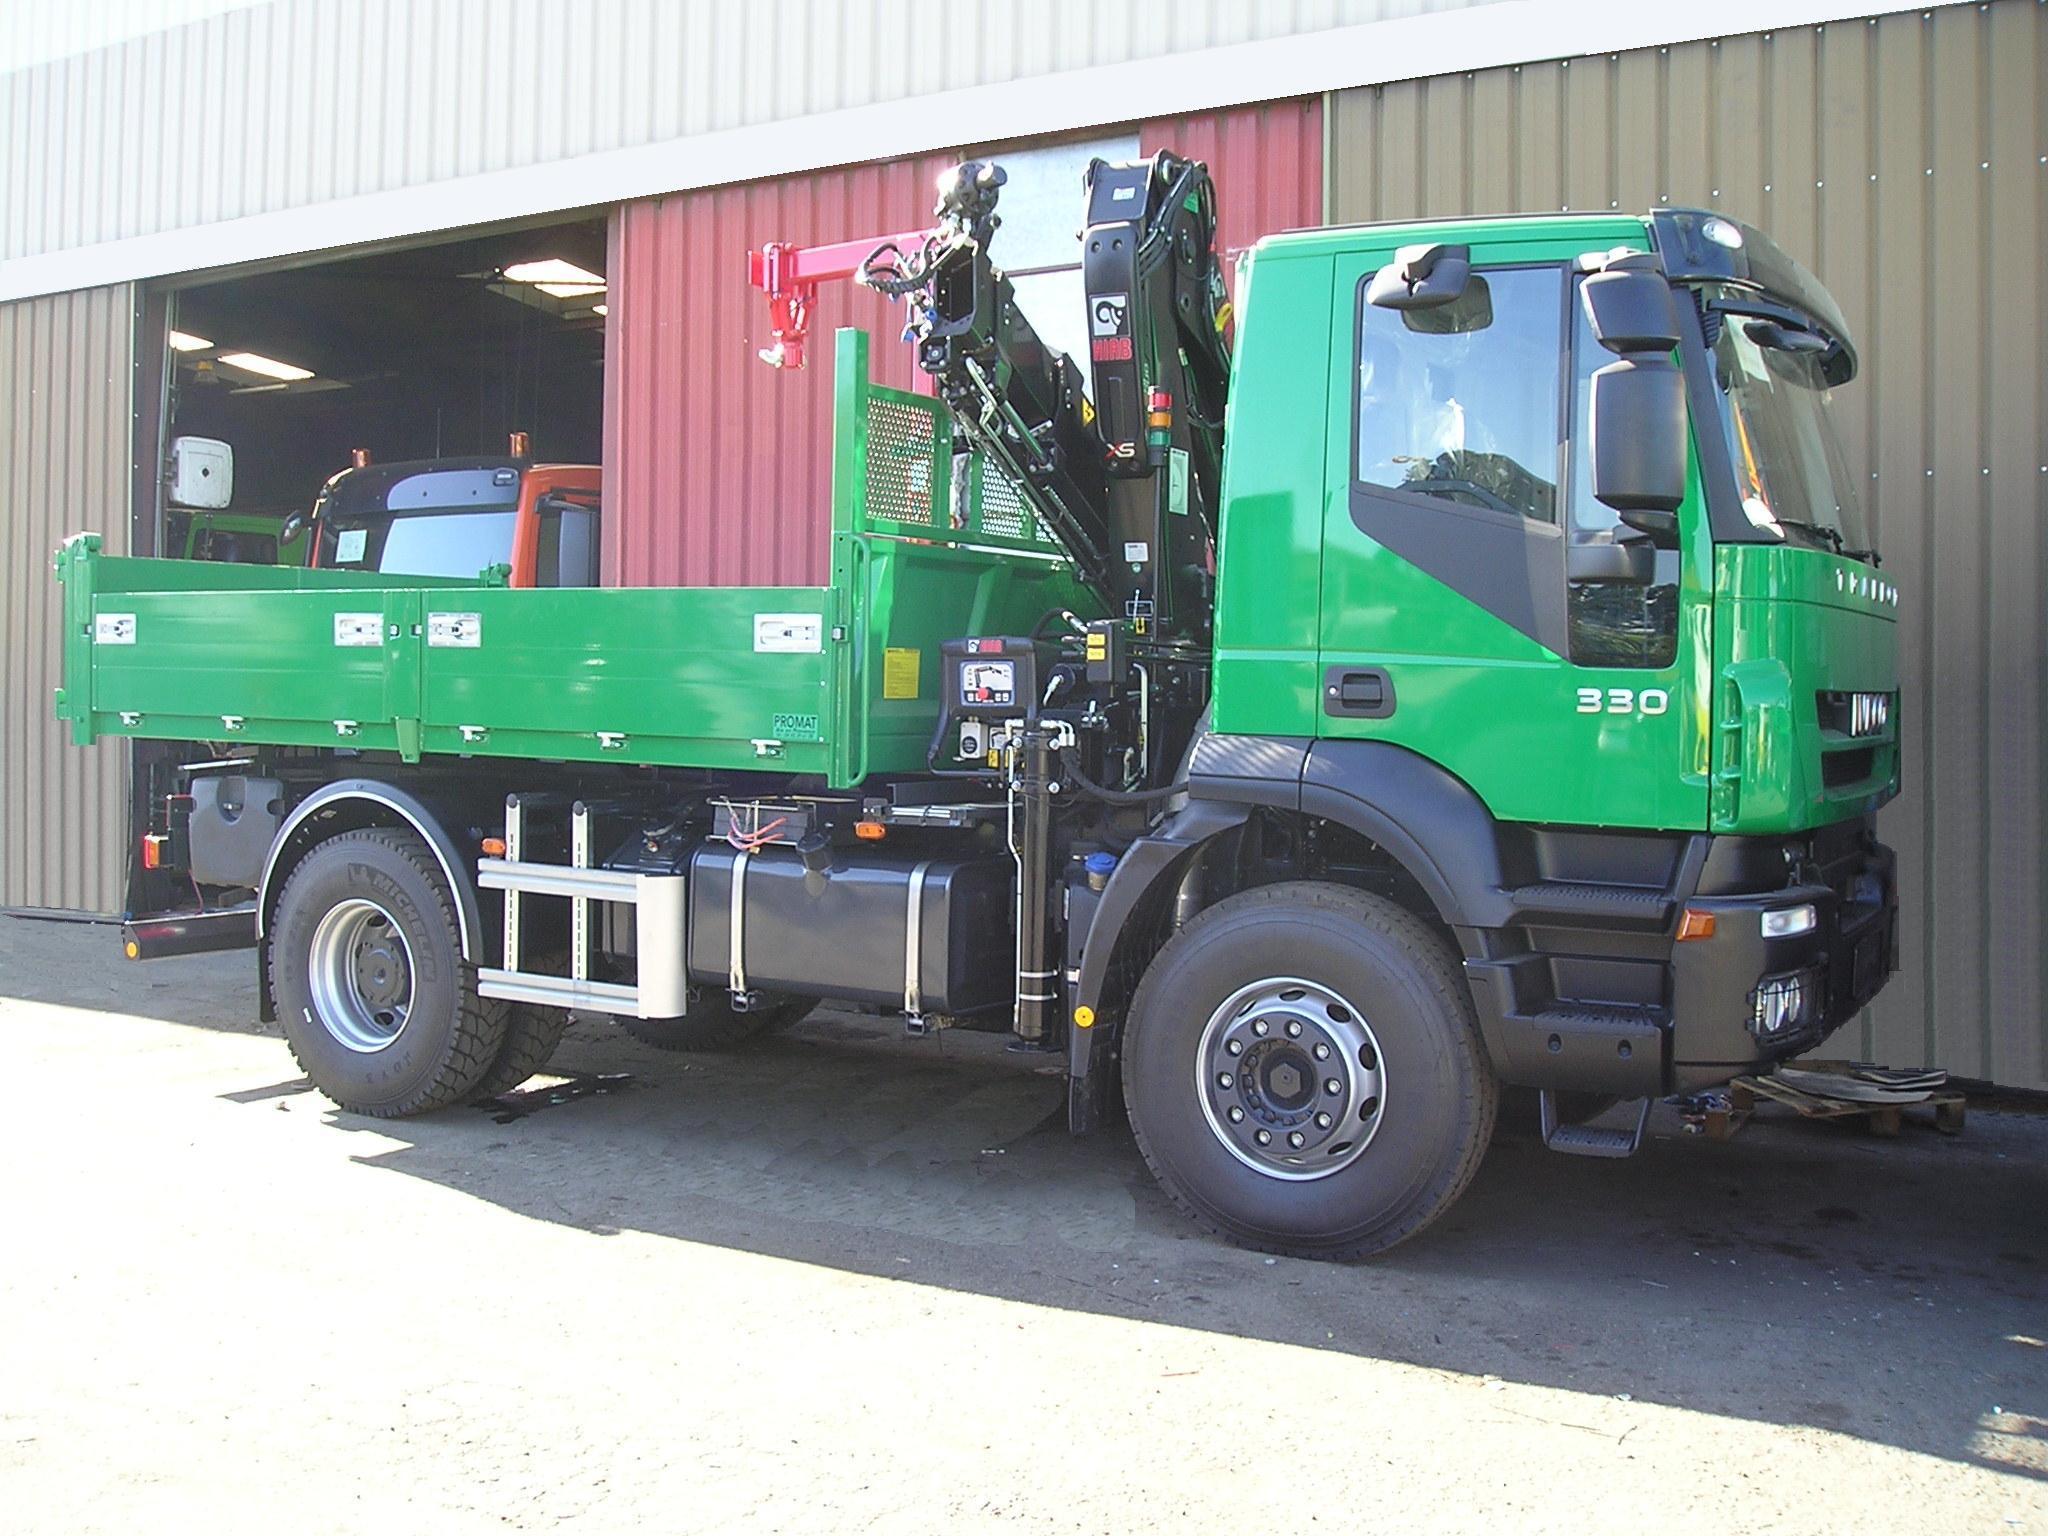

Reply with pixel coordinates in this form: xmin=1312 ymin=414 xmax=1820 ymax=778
xmin=1197 ymin=208 xmax=1896 ymax=1133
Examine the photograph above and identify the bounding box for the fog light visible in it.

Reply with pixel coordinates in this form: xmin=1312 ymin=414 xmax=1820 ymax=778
xmin=1750 ymin=968 xmax=1818 ymax=1039
xmin=1761 ymin=903 xmax=1817 ymax=938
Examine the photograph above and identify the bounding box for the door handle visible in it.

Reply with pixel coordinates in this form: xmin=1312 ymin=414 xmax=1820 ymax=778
xmin=1323 ymin=665 xmax=1395 ymax=719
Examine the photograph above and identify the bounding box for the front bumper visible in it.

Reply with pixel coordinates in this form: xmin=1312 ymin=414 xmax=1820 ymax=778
xmin=1668 ymin=837 xmax=1898 ymax=1091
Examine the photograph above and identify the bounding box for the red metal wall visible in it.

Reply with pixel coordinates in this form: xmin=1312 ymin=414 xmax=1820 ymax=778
xmin=604 ymin=99 xmax=1322 ymax=588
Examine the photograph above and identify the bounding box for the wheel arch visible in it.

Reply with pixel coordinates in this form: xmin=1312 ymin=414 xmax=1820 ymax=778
xmin=258 ymin=780 xmax=485 ymax=962
xmin=1068 ymin=738 xmax=1514 ymax=1130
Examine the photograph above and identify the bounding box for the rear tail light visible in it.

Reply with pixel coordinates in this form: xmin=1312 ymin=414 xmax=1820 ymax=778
xmin=140 ymin=833 xmax=167 ymax=871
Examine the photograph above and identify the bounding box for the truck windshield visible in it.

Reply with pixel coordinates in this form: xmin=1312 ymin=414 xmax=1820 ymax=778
xmin=1709 ymin=307 xmax=1872 ymax=559
xmin=320 ymin=508 xmax=519 ymax=579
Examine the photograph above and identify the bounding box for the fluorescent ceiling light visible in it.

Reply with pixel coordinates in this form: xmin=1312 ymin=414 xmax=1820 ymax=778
xmin=167 ymin=329 xmax=212 ymax=352
xmin=218 ymin=350 xmax=314 ymax=381
xmin=592 ymin=303 xmax=608 ymax=316
xmin=502 ymin=258 xmax=605 ymax=298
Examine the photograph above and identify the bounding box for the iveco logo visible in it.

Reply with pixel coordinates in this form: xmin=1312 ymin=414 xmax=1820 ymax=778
xmin=1836 ymin=568 xmax=1898 ymax=607
xmin=1847 ymin=692 xmax=1890 ymax=738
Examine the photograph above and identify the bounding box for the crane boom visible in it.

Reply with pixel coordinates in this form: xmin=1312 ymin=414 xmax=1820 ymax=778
xmin=751 ymin=151 xmax=1232 ymax=643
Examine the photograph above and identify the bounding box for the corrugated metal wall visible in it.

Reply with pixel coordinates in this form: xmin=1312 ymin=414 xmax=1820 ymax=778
xmin=0 ymin=0 xmax=1478 ymax=264
xmin=0 ymin=285 xmax=134 ymax=916
xmin=605 ymin=101 xmax=1323 ymax=589
xmin=1328 ymin=1 xmax=2047 ymax=1090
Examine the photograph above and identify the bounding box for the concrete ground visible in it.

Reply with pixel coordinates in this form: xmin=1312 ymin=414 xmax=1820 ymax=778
xmin=0 ymin=914 xmax=2042 ymax=1534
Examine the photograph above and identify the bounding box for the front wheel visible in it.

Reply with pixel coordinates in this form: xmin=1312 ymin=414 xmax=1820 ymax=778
xmin=1122 ymin=882 xmax=1496 ymax=1259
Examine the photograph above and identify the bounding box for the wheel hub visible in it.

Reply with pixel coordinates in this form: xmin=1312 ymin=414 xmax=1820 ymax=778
xmin=308 ymin=898 xmax=415 ymax=1054
xmin=1197 ymin=978 xmax=1385 ymax=1180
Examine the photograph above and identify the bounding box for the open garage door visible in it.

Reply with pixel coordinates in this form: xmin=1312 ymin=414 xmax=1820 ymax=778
xmin=155 ymin=218 xmax=606 ymax=583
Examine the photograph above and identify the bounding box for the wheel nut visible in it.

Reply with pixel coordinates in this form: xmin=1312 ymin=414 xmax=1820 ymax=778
xmin=1313 ymin=1043 xmax=1330 ymax=1060
xmin=1288 ymin=1132 xmax=1305 ymax=1149
xmin=1228 ymin=1107 xmax=1244 ymax=1123
xmin=1325 ymin=1078 xmax=1342 ymax=1096
xmin=1218 ymin=1072 xmax=1234 ymax=1089
xmin=1285 ymin=1020 xmax=1302 ymax=1038
xmin=1227 ymin=1040 xmax=1244 ymax=1057
xmin=1252 ymin=1020 xmax=1269 ymax=1036
xmin=1255 ymin=1130 xmax=1272 ymax=1146
xmin=1315 ymin=1112 xmax=1332 ymax=1129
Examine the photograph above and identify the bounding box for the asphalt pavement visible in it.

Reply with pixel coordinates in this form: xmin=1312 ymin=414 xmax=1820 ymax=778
xmin=1 ymin=913 xmax=2042 ymax=1533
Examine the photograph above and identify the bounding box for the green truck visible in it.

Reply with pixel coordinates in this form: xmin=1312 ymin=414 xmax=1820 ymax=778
xmin=54 ymin=153 xmax=1897 ymax=1258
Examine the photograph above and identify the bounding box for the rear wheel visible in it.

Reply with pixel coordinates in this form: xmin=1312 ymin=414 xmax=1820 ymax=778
xmin=271 ymin=827 xmax=507 ymax=1117
xmin=1122 ymin=882 xmax=1496 ymax=1259
xmin=471 ymin=1004 xmax=575 ymax=1099
xmin=619 ymin=991 xmax=817 ymax=1052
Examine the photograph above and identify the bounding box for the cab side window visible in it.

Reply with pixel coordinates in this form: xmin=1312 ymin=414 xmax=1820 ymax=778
xmin=536 ymin=499 xmax=600 ymax=587
xmin=1355 ymin=265 xmax=1565 ymax=525
xmin=1564 ymin=282 xmax=1679 ymax=669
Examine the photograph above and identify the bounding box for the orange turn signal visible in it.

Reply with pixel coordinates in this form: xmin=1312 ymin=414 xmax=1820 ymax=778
xmin=1675 ymin=908 xmax=1717 ymax=942
xmin=854 ymin=821 xmax=887 ymax=841
xmin=480 ymin=837 xmax=507 ymax=857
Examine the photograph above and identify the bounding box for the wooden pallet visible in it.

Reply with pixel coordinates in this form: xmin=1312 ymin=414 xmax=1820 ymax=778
xmin=1703 ymin=1062 xmax=1965 ymax=1142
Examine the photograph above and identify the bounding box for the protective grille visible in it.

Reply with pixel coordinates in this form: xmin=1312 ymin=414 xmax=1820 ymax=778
xmin=973 ymin=456 xmax=1032 ymax=541
xmin=863 ymin=397 xmax=938 ymax=526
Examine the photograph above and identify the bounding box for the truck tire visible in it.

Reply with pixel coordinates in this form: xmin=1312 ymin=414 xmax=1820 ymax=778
xmin=1122 ymin=882 xmax=1497 ymax=1260
xmin=270 ymin=827 xmax=508 ymax=1117
xmin=470 ymin=1004 xmax=574 ymax=1100
xmin=619 ymin=992 xmax=817 ymax=1052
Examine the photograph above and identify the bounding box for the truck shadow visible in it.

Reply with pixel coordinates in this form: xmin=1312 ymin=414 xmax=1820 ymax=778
xmin=326 ymin=1010 xmax=2047 ymax=1486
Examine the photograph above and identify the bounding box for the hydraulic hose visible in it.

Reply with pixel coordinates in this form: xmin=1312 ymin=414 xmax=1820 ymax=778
xmin=1056 ymin=747 xmax=1187 ymax=806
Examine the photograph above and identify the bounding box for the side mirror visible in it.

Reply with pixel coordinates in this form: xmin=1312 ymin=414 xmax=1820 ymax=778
xmin=1742 ymin=318 xmax=1828 ymax=355
xmin=279 ymin=511 xmax=307 ymax=546
xmin=1580 ymin=248 xmax=1688 ymax=516
xmin=1567 ymin=535 xmax=1656 ymax=586
xmin=1589 ymin=358 xmax=1687 ymax=514
xmin=1367 ymin=243 xmax=1471 ymax=311
xmin=1580 ymin=254 xmax=1680 ymax=354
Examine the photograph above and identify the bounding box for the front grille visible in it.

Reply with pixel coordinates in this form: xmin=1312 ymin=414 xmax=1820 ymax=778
xmin=1817 ymin=690 xmax=1893 ymax=739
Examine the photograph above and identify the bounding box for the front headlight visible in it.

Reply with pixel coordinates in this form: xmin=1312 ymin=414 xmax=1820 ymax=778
xmin=1761 ymin=903 xmax=1817 ymax=938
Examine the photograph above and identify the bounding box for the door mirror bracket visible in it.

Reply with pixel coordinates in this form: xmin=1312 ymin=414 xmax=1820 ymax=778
xmin=1566 ymin=534 xmax=1656 ymax=587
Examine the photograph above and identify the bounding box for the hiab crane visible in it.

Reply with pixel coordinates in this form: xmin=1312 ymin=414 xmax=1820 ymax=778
xmin=54 ymin=150 xmax=1899 ymax=1257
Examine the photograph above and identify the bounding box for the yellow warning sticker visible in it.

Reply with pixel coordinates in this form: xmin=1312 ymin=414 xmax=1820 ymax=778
xmin=883 ymin=647 xmax=922 ymax=700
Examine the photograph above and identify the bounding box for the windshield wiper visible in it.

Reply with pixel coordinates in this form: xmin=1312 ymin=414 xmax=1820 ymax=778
xmin=1773 ymin=517 xmax=1843 ymax=554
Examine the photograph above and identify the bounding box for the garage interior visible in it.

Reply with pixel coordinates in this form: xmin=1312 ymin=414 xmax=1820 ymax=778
xmin=157 ymin=216 xmax=607 ymax=554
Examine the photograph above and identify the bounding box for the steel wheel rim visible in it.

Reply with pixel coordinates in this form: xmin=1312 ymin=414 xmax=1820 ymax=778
xmin=307 ymin=897 xmax=415 ymax=1054
xmin=1195 ymin=976 xmax=1386 ymax=1181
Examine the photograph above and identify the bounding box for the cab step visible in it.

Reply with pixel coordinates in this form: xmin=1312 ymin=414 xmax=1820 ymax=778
xmin=1507 ymin=881 xmax=1671 ymax=928
xmin=1539 ymin=1090 xmax=1652 ymax=1158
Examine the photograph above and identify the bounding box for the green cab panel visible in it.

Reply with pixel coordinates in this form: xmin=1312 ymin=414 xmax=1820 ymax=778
xmin=1711 ymin=544 xmax=1899 ymax=833
xmin=1218 ymin=216 xmax=1713 ymax=832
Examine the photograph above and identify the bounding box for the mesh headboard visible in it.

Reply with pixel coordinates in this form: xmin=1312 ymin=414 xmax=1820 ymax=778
xmin=832 ymin=328 xmax=1063 ymax=556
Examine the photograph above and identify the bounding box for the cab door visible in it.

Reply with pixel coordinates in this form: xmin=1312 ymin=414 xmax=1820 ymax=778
xmin=1317 ymin=246 xmax=1710 ymax=831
